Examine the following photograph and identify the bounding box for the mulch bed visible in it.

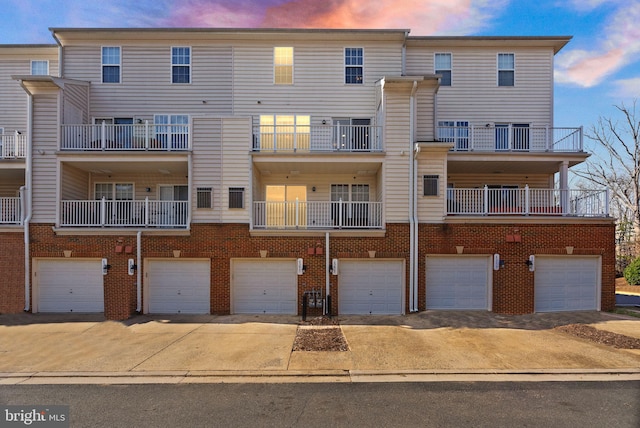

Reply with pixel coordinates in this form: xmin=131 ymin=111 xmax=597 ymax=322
xmin=616 ymin=277 xmax=640 ymax=294
xmin=554 ymin=324 xmax=640 ymax=349
xmin=293 ymin=317 xmax=349 ymax=352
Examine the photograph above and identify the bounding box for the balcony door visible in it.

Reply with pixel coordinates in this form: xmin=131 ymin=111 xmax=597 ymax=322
xmin=266 ymin=185 xmax=307 ymax=228
xmin=159 ymin=185 xmax=188 ymax=226
xmin=94 ymin=117 xmax=133 ymax=148
xmin=95 ymin=182 xmax=133 ymax=225
xmin=333 ymin=118 xmax=370 ymax=151
xmin=331 ymin=184 xmax=369 ymax=226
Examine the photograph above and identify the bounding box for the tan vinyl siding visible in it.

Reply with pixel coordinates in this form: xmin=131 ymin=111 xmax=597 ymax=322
xmin=31 ymin=92 xmax=60 ymax=223
xmin=416 ymin=86 xmax=436 ymax=141
xmin=232 ymin=41 xmax=402 ymax=120
xmin=407 ymin=46 xmax=554 ymax=126
xmin=0 ymin=47 xmax=57 ymax=133
xmin=221 ymin=117 xmax=251 ymax=223
xmin=383 ymin=88 xmax=411 ymax=222
xmin=192 ymin=117 xmax=222 ymax=222
xmin=62 ymin=45 xmax=232 ymax=118
xmin=417 ymin=152 xmax=447 ymax=222
xmin=60 ymin=164 xmax=89 ymax=200
xmin=0 ymin=177 xmax=25 ymax=196
xmin=62 ymin=83 xmax=89 ymax=124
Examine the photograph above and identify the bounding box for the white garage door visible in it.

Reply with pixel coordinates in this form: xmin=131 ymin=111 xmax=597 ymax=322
xmin=232 ymin=259 xmax=297 ymax=314
xmin=535 ymin=256 xmax=600 ymax=312
xmin=426 ymin=256 xmax=491 ymax=310
xmin=37 ymin=259 xmax=104 ymax=313
xmin=146 ymin=259 xmax=211 ymax=314
xmin=339 ymin=260 xmax=404 ymax=315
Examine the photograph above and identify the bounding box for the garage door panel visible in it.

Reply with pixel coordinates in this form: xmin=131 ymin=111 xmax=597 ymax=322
xmin=426 ymin=256 xmax=490 ymax=310
xmin=534 ymin=256 xmax=599 ymax=312
xmin=38 ymin=260 xmax=104 ymax=313
xmin=339 ymin=260 xmax=404 ymax=315
xmin=232 ymin=260 xmax=297 ymax=314
xmin=147 ymin=260 xmax=210 ymax=314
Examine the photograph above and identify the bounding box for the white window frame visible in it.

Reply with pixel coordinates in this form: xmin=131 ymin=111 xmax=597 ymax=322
xmin=497 ymin=53 xmax=515 ymax=87
xmin=94 ymin=182 xmax=134 ymax=200
xmin=101 ymin=46 xmax=121 ymax=84
xmin=171 ymin=46 xmax=191 ymax=84
xmin=153 ymin=114 xmax=189 ymax=149
xmin=434 ymin=53 xmax=452 ymax=86
xmin=345 ymin=47 xmax=364 ymax=84
xmin=31 ymin=60 xmax=49 ymax=76
xmin=437 ymin=120 xmax=469 ymax=150
xmin=274 ymin=47 xmax=294 ymax=85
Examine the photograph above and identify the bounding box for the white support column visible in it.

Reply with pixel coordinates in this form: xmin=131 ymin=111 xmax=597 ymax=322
xmin=560 ymin=161 xmax=569 ymax=214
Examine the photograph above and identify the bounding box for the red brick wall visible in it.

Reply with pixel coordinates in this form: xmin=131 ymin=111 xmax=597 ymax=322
xmin=3 ymin=221 xmax=615 ymax=319
xmin=418 ymin=222 xmax=616 ymax=314
xmin=0 ymin=232 xmax=25 ymax=313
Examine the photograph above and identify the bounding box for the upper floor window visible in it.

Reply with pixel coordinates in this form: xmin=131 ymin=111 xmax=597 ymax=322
xmin=438 ymin=120 xmax=469 ymax=150
xmin=274 ymin=47 xmax=293 ymax=85
xmin=197 ymin=187 xmax=213 ymax=209
xmin=172 ymin=47 xmax=191 ymax=84
xmin=102 ymin=47 xmax=121 ymax=83
xmin=435 ymin=53 xmax=451 ymax=86
xmin=498 ymin=53 xmax=514 ymax=87
xmin=31 ymin=60 xmax=49 ymax=76
xmin=229 ymin=187 xmax=245 ymax=209
xmin=345 ymin=48 xmax=363 ymax=84
xmin=258 ymin=115 xmax=310 ymax=151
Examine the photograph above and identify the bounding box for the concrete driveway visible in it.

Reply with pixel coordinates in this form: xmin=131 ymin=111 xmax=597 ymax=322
xmin=0 ymin=311 xmax=639 ymax=383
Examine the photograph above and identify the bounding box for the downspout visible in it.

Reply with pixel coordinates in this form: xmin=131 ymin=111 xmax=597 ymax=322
xmin=325 ymin=232 xmax=330 ymax=315
xmin=136 ymin=230 xmax=142 ymax=313
xmin=23 ymin=91 xmax=33 ymax=311
xmin=409 ymin=80 xmax=418 ymax=313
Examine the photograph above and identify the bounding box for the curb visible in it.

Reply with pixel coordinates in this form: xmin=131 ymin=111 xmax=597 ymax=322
xmin=2 ymin=369 xmax=639 ymax=385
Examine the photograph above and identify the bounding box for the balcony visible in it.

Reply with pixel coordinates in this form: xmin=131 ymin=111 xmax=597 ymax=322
xmin=253 ymin=200 xmax=383 ymax=230
xmin=1 ymin=132 xmax=27 ymax=159
xmin=60 ymin=122 xmax=190 ymax=151
xmin=60 ymin=198 xmax=188 ymax=228
xmin=447 ymin=187 xmax=609 ymax=217
xmin=1 ymin=197 xmax=22 ymax=224
xmin=436 ymin=125 xmax=583 ymax=152
xmin=252 ymin=124 xmax=383 ymax=153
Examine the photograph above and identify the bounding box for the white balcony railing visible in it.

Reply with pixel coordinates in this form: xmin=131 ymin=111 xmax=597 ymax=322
xmin=61 ymin=198 xmax=188 ymax=228
xmin=0 ymin=197 xmax=22 ymax=224
xmin=253 ymin=200 xmax=383 ymax=229
xmin=61 ymin=122 xmax=190 ymax=151
xmin=1 ymin=132 xmax=27 ymax=159
xmin=252 ymin=125 xmax=383 ymax=152
xmin=436 ymin=125 xmax=583 ymax=152
xmin=447 ymin=186 xmax=609 ymax=217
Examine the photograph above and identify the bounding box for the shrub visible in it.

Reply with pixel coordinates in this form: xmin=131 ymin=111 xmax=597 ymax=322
xmin=623 ymin=257 xmax=640 ymax=285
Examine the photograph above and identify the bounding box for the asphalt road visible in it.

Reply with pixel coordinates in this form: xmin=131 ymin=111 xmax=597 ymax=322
xmin=1 ymin=382 xmax=639 ymax=427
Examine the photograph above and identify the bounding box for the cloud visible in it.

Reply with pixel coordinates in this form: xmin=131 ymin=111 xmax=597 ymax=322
xmin=556 ymin=2 xmax=640 ymax=88
xmin=159 ymin=0 xmax=507 ymax=36
xmin=612 ymin=78 xmax=640 ymax=99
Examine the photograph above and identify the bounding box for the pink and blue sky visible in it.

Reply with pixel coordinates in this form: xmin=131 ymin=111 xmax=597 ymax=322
xmin=2 ymin=0 xmax=639 ymax=135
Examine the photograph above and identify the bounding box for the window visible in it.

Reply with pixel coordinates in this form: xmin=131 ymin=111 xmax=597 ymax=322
xmin=345 ymin=48 xmax=363 ymax=84
xmin=437 ymin=120 xmax=469 ymax=150
xmin=197 ymin=187 xmax=213 ymax=209
xmin=423 ymin=175 xmax=439 ymax=196
xmin=172 ymin=47 xmax=191 ymax=83
xmin=435 ymin=53 xmax=451 ymax=86
xmin=498 ymin=53 xmax=514 ymax=86
xmin=229 ymin=187 xmax=245 ymax=209
xmin=258 ymin=115 xmax=310 ymax=151
xmin=154 ymin=114 xmax=189 ymax=149
xmin=31 ymin=60 xmax=49 ymax=75
xmin=95 ymin=183 xmax=133 ymax=200
xmin=102 ymin=47 xmax=121 ymax=83
xmin=331 ymin=184 xmax=370 ymax=226
xmin=274 ymin=47 xmax=293 ymax=85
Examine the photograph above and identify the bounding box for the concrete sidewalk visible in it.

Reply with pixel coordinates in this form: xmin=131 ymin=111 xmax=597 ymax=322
xmin=1 ymin=311 xmax=639 ymax=384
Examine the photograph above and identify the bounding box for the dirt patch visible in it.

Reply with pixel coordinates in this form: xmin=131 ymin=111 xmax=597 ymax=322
xmin=293 ymin=317 xmax=349 ymax=352
xmin=555 ymin=324 xmax=640 ymax=349
xmin=616 ymin=277 xmax=640 ymax=294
